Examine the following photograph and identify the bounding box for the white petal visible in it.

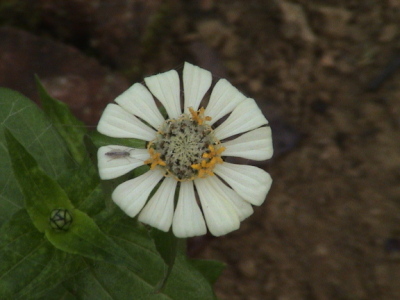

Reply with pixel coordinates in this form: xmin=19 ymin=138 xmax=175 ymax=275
xmin=204 ymin=79 xmax=246 ymax=125
xmin=183 ymin=62 xmax=212 ymax=113
xmin=194 ymin=177 xmax=240 ymax=237
xmin=211 ymin=176 xmax=254 ymax=221
xmin=97 ymin=146 xmax=148 ymax=180
xmin=172 ymin=181 xmax=207 ymax=238
xmin=144 ymin=70 xmax=181 ymax=119
xmin=114 ymin=83 xmax=165 ymax=129
xmin=97 ymin=104 xmax=156 ymax=141
xmin=214 ymin=98 xmax=268 ymax=140
xmin=222 ymin=127 xmax=273 ymax=161
xmin=112 ymin=169 xmax=164 ymax=218
xmin=138 ymin=177 xmax=177 ymax=232
xmin=214 ymin=162 xmax=272 ymax=206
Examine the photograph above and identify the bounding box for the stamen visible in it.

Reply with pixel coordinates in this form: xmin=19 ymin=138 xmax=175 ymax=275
xmin=191 ymin=144 xmax=225 ymax=178
xmin=189 ymin=107 xmax=212 ymax=125
xmin=144 ymin=146 xmax=166 ymax=169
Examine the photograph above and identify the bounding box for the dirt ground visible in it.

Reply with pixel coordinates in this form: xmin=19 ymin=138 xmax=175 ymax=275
xmin=1 ymin=0 xmax=400 ymax=299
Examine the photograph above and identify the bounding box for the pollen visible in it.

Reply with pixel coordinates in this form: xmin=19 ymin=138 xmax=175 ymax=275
xmin=144 ymin=146 xmax=166 ymax=169
xmin=189 ymin=107 xmax=212 ymax=125
xmin=191 ymin=145 xmax=225 ymax=178
xmin=146 ymin=107 xmax=224 ymax=181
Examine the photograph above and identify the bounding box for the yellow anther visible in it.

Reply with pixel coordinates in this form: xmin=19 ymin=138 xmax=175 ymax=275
xmin=145 ymin=147 xmax=166 ymax=169
xmin=216 ymin=146 xmax=226 ymax=155
xmin=189 ymin=107 xmax=198 ymax=122
xmin=202 ymin=152 xmax=210 ymax=158
xmin=191 ymin=163 xmax=201 ymax=170
xmin=189 ymin=107 xmax=212 ymax=125
xmin=190 ymin=144 xmax=225 ymax=178
xmin=215 ymin=157 xmax=223 ymax=164
xmin=202 ymin=145 xmax=225 ymax=160
xmin=198 ymin=167 xmax=215 ymax=178
xmin=207 ymin=157 xmax=218 ymax=167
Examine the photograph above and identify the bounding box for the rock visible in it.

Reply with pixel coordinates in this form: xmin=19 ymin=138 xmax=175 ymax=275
xmin=226 ymin=9 xmax=242 ymax=24
xmin=278 ymin=1 xmax=316 ymax=44
xmin=238 ymin=259 xmax=258 ymax=278
xmin=315 ymin=244 xmax=329 ymax=256
xmin=196 ymin=19 xmax=241 ymax=58
xmin=39 ymin=0 xmax=164 ymax=69
xmin=319 ymin=51 xmax=336 ymax=68
xmin=197 ymin=20 xmax=229 ymax=48
xmin=313 ymin=6 xmax=352 ymax=38
xmin=196 ymin=19 xmax=242 ymax=59
xmin=0 ymin=27 xmax=129 ymax=125
xmin=187 ymin=40 xmax=228 ymax=78
xmin=379 ymin=24 xmax=398 ymax=42
xmin=199 ymin=0 xmax=215 ymax=11
xmin=248 ymin=78 xmax=263 ymax=93
xmin=388 ymin=0 xmax=400 ymax=8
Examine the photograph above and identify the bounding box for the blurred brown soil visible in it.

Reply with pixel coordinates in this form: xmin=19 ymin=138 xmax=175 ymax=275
xmin=1 ymin=0 xmax=400 ymax=299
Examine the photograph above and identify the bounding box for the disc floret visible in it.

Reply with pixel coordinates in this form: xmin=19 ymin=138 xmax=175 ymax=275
xmin=144 ymin=107 xmax=225 ymax=181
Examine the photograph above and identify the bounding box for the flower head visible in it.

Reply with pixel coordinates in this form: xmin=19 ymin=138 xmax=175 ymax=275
xmin=97 ymin=62 xmax=273 ymax=238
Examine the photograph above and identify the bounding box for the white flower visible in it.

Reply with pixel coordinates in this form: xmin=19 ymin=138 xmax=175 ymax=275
xmin=97 ymin=62 xmax=273 ymax=238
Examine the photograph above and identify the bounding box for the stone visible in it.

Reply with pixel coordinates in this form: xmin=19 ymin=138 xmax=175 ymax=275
xmin=379 ymin=24 xmax=398 ymax=42
xmin=278 ymin=1 xmax=316 ymax=43
xmin=0 ymin=27 xmax=129 ymax=125
xmin=238 ymin=259 xmax=258 ymax=278
xmin=314 ymin=6 xmax=352 ymax=38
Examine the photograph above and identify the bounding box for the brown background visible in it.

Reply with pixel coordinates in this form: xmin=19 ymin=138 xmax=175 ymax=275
xmin=1 ymin=1 xmax=400 ymax=299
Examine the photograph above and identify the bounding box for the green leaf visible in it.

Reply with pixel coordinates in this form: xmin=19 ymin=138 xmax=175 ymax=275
xmin=151 ymin=229 xmax=179 ymax=266
xmin=89 ymin=130 xmax=146 ymax=149
xmin=59 ymin=157 xmax=101 ymax=213
xmin=36 ymin=75 xmax=88 ymax=164
xmin=45 ymin=209 xmax=142 ymax=273
xmin=5 ymin=130 xmax=74 ymax=232
xmin=57 ymin=134 xmax=108 ymax=216
xmin=75 ymin=183 xmax=106 ymax=216
xmin=37 ymin=285 xmax=77 ymax=300
xmin=189 ymin=259 xmax=225 ymax=286
xmin=150 ymin=228 xmax=179 ymax=292
xmin=14 ymin=246 xmax=83 ymax=300
xmin=164 ymin=254 xmax=218 ymax=300
xmin=0 ymin=87 xmax=75 ymax=226
xmin=62 ymin=218 xmax=217 ymax=299
xmin=6 ymin=130 xmax=134 ymax=273
xmin=0 ymin=210 xmax=82 ymax=299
